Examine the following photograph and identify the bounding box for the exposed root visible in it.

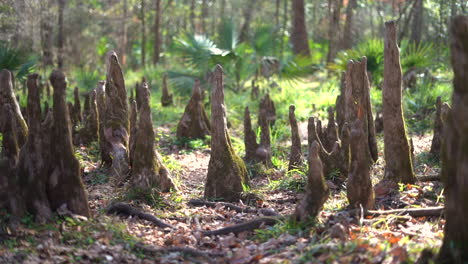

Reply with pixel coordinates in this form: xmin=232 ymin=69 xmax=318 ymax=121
xmin=106 ymin=202 xmax=175 ymax=229
xmin=416 ymin=174 xmax=440 ymax=182
xmin=202 ymin=217 xmax=281 ymax=236
xmin=187 ymin=199 xmax=278 ymax=216
xmin=343 ymin=206 xmax=444 ymax=218
xmin=134 ymin=243 xmax=224 ymax=263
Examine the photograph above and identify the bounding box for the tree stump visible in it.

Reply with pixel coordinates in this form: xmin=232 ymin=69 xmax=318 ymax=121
xmin=382 ymin=21 xmax=415 ymax=184
xmin=73 ymin=86 xmax=82 ymax=123
xmin=78 ymin=91 xmax=99 ymax=145
xmin=243 ymin=106 xmax=260 ymax=163
xmin=294 ymin=140 xmax=329 ymax=221
xmin=176 ymin=79 xmax=211 ymax=140
xmin=15 ymin=74 xmax=52 ymax=221
xmin=437 ymin=15 xmax=468 ymax=263
xmin=344 ymin=58 xmax=378 ymax=164
xmin=259 ymin=94 xmax=276 ymax=127
xmin=161 ymin=74 xmax=173 ymax=107
xmin=131 ymin=82 xmax=176 ymax=193
xmin=129 ymin=100 xmax=138 ymax=167
xmin=204 ymin=65 xmax=249 ymax=201
xmin=103 ymin=51 xmax=130 ymax=181
xmin=288 ymin=105 xmax=304 ymax=171
xmin=429 ymin=96 xmax=442 ymax=158
xmin=0 ymin=69 xmax=28 ymax=148
xmin=47 ymin=70 xmax=90 ymax=217
xmin=346 ymin=119 xmax=374 ymax=209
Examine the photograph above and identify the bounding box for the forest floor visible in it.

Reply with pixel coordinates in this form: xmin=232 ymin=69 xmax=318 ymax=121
xmin=0 ymin=130 xmax=444 ymax=264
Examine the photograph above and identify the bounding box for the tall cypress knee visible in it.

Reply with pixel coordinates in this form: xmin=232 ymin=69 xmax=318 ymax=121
xmin=243 ymin=106 xmax=259 ymax=163
xmin=161 ymin=74 xmax=173 ymax=107
xmin=429 ymin=96 xmax=443 ymax=158
xmin=382 ymin=21 xmax=415 ymax=184
xmin=48 ymin=70 xmax=90 ymax=217
xmin=288 ymin=105 xmax=304 ymax=171
xmin=437 ymin=15 xmax=468 ymax=264
xmin=95 ymin=81 xmax=110 ymax=166
xmin=204 ymin=65 xmax=248 ymax=201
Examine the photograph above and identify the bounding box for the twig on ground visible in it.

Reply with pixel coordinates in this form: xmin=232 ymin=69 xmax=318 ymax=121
xmin=202 ymin=217 xmax=281 ymax=236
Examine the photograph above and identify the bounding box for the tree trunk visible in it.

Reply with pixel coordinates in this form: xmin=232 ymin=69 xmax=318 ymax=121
xmin=288 ymin=105 xmax=304 ymax=171
xmin=141 ymin=0 xmax=146 ymax=67
xmin=48 ymin=70 xmax=90 ymax=217
xmin=437 ymin=15 xmax=468 ymax=263
xmin=73 ymin=87 xmax=82 ymax=124
xmin=429 ymin=96 xmax=443 ymax=158
xmin=201 ymin=0 xmax=208 ymax=34
xmin=190 ymin=0 xmax=196 ymax=31
xmin=176 ymin=79 xmax=211 ymax=140
xmin=131 ymin=82 xmax=176 ymax=194
xmin=204 ymin=65 xmax=248 ymax=201
xmin=294 ymin=140 xmax=329 ymax=221
xmin=341 ymin=0 xmax=357 ymax=50
xmin=410 ymin=0 xmax=423 ymax=44
xmin=153 ymin=0 xmax=161 ymax=65
xmin=291 ymin=0 xmax=310 ymax=56
xmin=120 ymin=0 xmax=128 ymax=65
xmin=239 ymin=0 xmax=258 ymax=43
xmin=161 ymin=74 xmax=173 ymax=107
xmin=57 ymin=0 xmax=65 ymax=69
xmin=327 ymin=0 xmax=343 ymax=63
xmin=103 ymin=52 xmax=129 ymax=182
xmin=382 ymin=21 xmax=415 ymax=184
xmin=280 ymin=0 xmax=289 ymax=60
xmin=40 ymin=0 xmax=54 ymax=66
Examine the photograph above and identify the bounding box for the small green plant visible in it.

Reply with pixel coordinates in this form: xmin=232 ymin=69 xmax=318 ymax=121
xmin=125 ymin=187 xmax=165 ymax=208
xmin=254 ymin=217 xmax=316 ymax=242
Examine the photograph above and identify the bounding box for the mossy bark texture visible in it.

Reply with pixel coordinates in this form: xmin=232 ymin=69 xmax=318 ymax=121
xmin=176 ymin=79 xmax=211 ymax=140
xmin=161 ymin=74 xmax=173 ymax=107
xmin=294 ymin=140 xmax=329 ymax=221
xmin=103 ymin=51 xmax=129 ymax=181
xmin=344 ymin=58 xmax=378 ymax=164
xmin=204 ymin=65 xmax=249 ymax=202
xmin=0 ymin=69 xmax=28 ymax=148
xmin=438 ymin=15 xmax=468 ymax=264
xmin=288 ymin=105 xmax=304 ymax=171
xmin=131 ymin=82 xmax=176 ymax=193
xmin=48 ymin=70 xmax=90 ymax=217
xmin=429 ymin=96 xmax=442 ymax=158
xmin=382 ymin=21 xmax=415 ymax=184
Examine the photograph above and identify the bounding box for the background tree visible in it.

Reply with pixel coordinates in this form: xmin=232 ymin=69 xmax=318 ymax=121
xmin=291 ymin=0 xmax=310 ymax=57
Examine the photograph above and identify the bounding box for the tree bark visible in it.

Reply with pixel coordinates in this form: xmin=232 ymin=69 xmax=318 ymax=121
xmin=153 ymin=0 xmax=161 ymax=65
xmin=437 ymin=15 xmax=468 ymax=264
xmin=48 ymin=70 xmax=90 ymax=217
xmin=341 ymin=0 xmax=357 ymax=50
xmin=73 ymin=87 xmax=82 ymax=124
xmin=176 ymin=79 xmax=211 ymax=140
xmin=57 ymin=0 xmax=65 ymax=69
xmin=291 ymin=0 xmax=310 ymax=56
xmin=204 ymin=65 xmax=249 ymax=201
xmin=410 ymin=0 xmax=423 ymax=44
xmin=288 ymin=105 xmax=304 ymax=171
xmin=131 ymin=82 xmax=176 ymax=194
xmin=382 ymin=21 xmax=415 ymax=184
xmin=327 ymin=0 xmax=343 ymax=62
xmin=103 ymin=52 xmax=129 ymax=181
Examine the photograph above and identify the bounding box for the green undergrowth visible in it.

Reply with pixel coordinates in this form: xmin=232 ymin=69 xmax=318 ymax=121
xmin=254 ymin=216 xmax=318 ymax=243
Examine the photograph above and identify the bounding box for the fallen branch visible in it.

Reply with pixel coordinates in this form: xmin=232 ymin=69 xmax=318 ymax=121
xmin=202 ymin=217 xmax=281 ymax=236
xmin=134 ymin=243 xmax=224 ymax=263
xmin=343 ymin=206 xmax=444 ymax=218
xmin=416 ymin=174 xmax=440 ymax=182
xmin=106 ymin=202 xmax=175 ymax=229
xmin=188 ymin=199 xmax=278 ymax=216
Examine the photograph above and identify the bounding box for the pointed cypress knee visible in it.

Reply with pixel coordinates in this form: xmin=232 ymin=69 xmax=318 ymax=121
xmin=346 ymin=119 xmax=374 ymax=209
xmin=48 ymin=70 xmax=90 ymax=217
xmin=103 ymin=51 xmax=129 ymax=181
xmin=78 ymin=91 xmax=99 ymax=145
xmin=429 ymin=96 xmax=443 ymax=158
xmin=259 ymin=94 xmax=276 ymax=127
xmin=95 ymin=80 xmax=110 ymax=166
xmin=322 ymin=106 xmax=339 ymax=152
xmin=73 ymin=86 xmax=82 ymax=123
xmin=288 ymin=105 xmax=304 ymax=171
xmin=243 ymin=106 xmax=259 ymax=163
xmin=204 ymin=65 xmax=249 ymax=201
xmin=0 ymin=69 xmax=28 ymax=147
xmin=131 ymin=82 xmax=176 ymax=193
xmin=257 ymin=108 xmax=273 ymax=166
xmin=294 ymin=140 xmax=329 ymax=221
xmin=176 ymin=79 xmax=211 ymax=140
xmin=437 ymin=15 xmax=468 ymax=264
xmin=382 ymin=21 xmax=415 ymax=184
xmin=161 ymin=74 xmax=173 ymax=107
xmin=129 ymin=100 xmax=138 ymax=167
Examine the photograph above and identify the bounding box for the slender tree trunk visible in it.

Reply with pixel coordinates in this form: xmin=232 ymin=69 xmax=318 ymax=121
xmin=141 ymin=0 xmax=146 ymax=67
xmin=40 ymin=0 xmax=54 ymax=67
xmin=280 ymin=0 xmax=288 ymax=60
xmin=153 ymin=0 xmax=161 ymax=65
xmin=190 ymin=0 xmax=195 ymax=31
xmin=341 ymin=0 xmax=357 ymax=50
xmin=120 ymin=0 xmax=128 ymax=65
xmin=410 ymin=0 xmax=423 ymax=44
xmin=382 ymin=21 xmax=415 ymax=184
xmin=201 ymin=0 xmax=208 ymax=34
xmin=275 ymin=0 xmax=280 ymax=26
xmin=291 ymin=0 xmax=310 ymax=56
xmin=326 ymin=0 xmax=343 ymax=62
xmin=438 ymin=15 xmax=468 ymax=264
xmin=57 ymin=0 xmax=65 ymax=69
xmin=239 ymin=0 xmax=258 ymax=43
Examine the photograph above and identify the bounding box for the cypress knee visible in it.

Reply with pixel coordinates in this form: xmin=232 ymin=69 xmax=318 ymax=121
xmin=259 ymin=94 xmax=276 ymax=127
xmin=78 ymin=91 xmax=99 ymax=145
xmin=288 ymin=105 xmax=304 ymax=171
xmin=176 ymin=79 xmax=211 ymax=140
xmin=129 ymin=100 xmax=138 ymax=167
xmin=243 ymin=106 xmax=259 ymax=163
xmin=257 ymin=108 xmax=272 ymax=166
xmin=161 ymin=74 xmax=173 ymax=107
xmin=382 ymin=21 xmax=415 ymax=184
xmin=131 ymin=82 xmax=176 ymax=193
xmin=103 ymin=51 xmax=129 ymax=181
xmin=95 ymin=81 xmax=110 ymax=166
xmin=48 ymin=70 xmax=90 ymax=217
xmin=73 ymin=86 xmax=82 ymax=123
xmin=294 ymin=140 xmax=329 ymax=221
xmin=429 ymin=96 xmax=443 ymax=158
xmin=437 ymin=15 xmax=468 ymax=264
xmin=204 ymin=65 xmax=249 ymax=201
